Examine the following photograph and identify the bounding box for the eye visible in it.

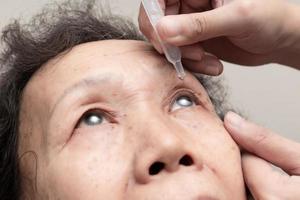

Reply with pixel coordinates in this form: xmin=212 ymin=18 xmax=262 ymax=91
xmin=76 ymin=110 xmax=108 ymax=128
xmin=171 ymin=95 xmax=197 ymax=111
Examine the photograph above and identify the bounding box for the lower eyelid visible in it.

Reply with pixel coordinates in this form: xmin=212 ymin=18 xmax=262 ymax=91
xmin=73 ymin=123 xmax=116 ymax=134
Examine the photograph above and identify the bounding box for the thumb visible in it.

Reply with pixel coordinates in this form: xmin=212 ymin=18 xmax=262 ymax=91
xmin=224 ymin=111 xmax=300 ymax=175
xmin=242 ymin=153 xmax=289 ymax=200
xmin=156 ymin=2 xmax=247 ymax=46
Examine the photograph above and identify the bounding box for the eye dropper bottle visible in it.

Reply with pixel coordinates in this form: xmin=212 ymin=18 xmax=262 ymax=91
xmin=142 ymin=0 xmax=186 ymax=80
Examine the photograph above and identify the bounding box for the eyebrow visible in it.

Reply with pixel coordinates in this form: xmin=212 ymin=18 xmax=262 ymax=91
xmin=50 ymin=74 xmax=113 ymax=115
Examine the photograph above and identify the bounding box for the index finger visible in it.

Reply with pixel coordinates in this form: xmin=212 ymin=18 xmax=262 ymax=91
xmin=138 ymin=0 xmax=211 ymax=52
xmin=224 ymin=111 xmax=300 ymax=175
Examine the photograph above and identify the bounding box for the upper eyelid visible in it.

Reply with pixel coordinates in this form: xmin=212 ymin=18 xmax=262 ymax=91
xmin=175 ymin=89 xmax=199 ymax=102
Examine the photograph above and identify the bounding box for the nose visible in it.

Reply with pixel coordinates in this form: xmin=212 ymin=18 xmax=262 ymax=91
xmin=133 ymin=117 xmax=203 ymax=184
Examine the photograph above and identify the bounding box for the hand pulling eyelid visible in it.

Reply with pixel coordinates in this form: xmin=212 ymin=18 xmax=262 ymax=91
xmin=142 ymin=0 xmax=186 ymax=80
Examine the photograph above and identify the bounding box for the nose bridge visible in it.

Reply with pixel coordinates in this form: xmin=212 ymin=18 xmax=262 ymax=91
xmin=147 ymin=114 xmax=184 ymax=151
xmin=136 ymin=106 xmax=185 ymax=152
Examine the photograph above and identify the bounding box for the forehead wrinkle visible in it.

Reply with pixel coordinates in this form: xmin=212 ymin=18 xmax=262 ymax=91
xmin=47 ymin=48 xmax=167 ymax=118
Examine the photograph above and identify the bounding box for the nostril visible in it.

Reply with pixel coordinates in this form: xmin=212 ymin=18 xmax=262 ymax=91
xmin=149 ymin=162 xmax=165 ymax=175
xmin=179 ymin=155 xmax=194 ymax=166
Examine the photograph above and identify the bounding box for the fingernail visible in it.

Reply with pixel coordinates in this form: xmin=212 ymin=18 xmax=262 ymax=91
xmin=157 ymin=17 xmax=181 ymax=38
xmin=209 ymin=65 xmax=222 ymax=75
xmin=201 ymin=57 xmax=223 ymax=75
xmin=226 ymin=111 xmax=244 ymax=129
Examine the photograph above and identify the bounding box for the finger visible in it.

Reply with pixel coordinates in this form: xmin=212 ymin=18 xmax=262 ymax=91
xmin=201 ymin=38 xmax=271 ymax=66
xmin=224 ymin=111 xmax=300 ymax=175
xmin=161 ymin=0 xmax=212 ymax=16
xmin=211 ymin=0 xmax=234 ymax=9
xmin=180 ymin=0 xmax=211 ymax=14
xmin=156 ymin=2 xmax=248 ymax=46
xmin=164 ymin=0 xmax=180 ymax=15
xmin=183 ymin=53 xmax=223 ymax=75
xmin=242 ymin=153 xmax=290 ymax=199
xmin=180 ymin=44 xmax=205 ymax=61
xmin=211 ymin=0 xmax=224 ymax=9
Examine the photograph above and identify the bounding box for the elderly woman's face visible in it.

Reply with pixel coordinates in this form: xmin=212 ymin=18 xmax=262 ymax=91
xmin=19 ymin=40 xmax=246 ymax=200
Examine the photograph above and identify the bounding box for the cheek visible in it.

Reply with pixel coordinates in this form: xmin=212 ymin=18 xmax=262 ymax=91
xmin=172 ymin=107 xmax=243 ymax=188
xmin=43 ymin=124 xmax=132 ymax=199
xmin=171 ymin=106 xmax=223 ymax=134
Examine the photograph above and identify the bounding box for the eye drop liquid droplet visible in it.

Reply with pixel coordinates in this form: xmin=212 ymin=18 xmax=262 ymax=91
xmin=142 ymin=0 xmax=186 ymax=80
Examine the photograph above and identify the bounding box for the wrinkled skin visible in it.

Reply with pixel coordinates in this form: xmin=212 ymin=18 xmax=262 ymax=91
xmin=18 ymin=40 xmax=246 ymax=200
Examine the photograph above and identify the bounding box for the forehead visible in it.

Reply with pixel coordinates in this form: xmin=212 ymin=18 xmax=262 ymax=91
xmin=47 ymin=40 xmax=170 ymax=77
xmin=32 ymin=40 xmax=176 ymax=92
xmin=23 ymin=40 xmax=183 ymax=111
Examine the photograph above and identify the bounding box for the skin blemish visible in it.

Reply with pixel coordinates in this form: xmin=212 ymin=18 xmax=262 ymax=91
xmin=192 ymin=124 xmax=201 ymax=130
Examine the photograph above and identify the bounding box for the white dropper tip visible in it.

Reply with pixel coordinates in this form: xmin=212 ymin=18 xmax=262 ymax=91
xmin=174 ymin=61 xmax=186 ymax=80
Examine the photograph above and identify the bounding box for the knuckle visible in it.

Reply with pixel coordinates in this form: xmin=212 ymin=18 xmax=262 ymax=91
xmin=157 ymin=21 xmax=170 ymax=37
xmin=191 ymin=15 xmax=208 ymax=38
xmin=252 ymin=126 xmax=270 ymax=145
xmin=235 ymin=0 xmax=258 ymax=22
xmin=236 ymin=0 xmax=255 ymax=15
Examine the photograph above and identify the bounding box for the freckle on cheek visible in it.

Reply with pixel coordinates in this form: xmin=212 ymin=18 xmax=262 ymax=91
xmin=191 ymin=123 xmax=201 ymax=129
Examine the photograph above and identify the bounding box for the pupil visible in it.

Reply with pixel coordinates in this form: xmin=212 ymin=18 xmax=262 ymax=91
xmin=177 ymin=96 xmax=193 ymax=107
xmin=85 ymin=114 xmax=103 ymax=125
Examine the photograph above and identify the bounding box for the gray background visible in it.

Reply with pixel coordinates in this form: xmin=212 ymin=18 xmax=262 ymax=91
xmin=0 ymin=0 xmax=299 ymax=141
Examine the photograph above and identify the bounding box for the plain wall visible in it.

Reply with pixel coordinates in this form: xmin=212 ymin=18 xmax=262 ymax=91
xmin=0 ymin=0 xmax=299 ymax=141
